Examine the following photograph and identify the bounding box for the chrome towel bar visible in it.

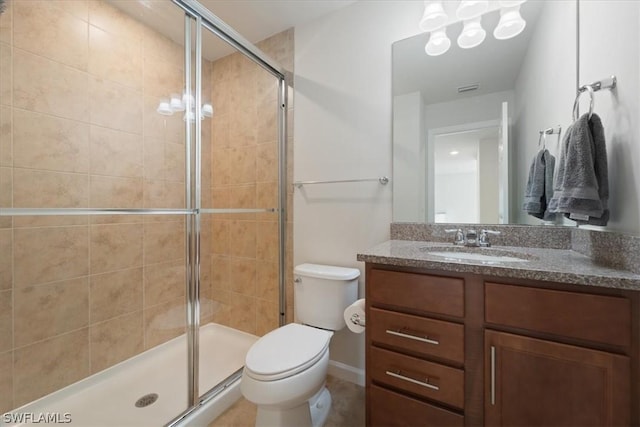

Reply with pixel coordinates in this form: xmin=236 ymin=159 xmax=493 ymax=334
xmin=293 ymin=176 xmax=389 ymax=189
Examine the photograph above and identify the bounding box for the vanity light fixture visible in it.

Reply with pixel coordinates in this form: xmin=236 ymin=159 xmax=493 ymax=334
xmin=450 ymin=150 xmax=460 ymax=156
xmin=420 ymin=0 xmax=448 ymax=32
xmin=425 ymin=27 xmax=451 ymax=56
xmin=458 ymin=16 xmax=486 ymax=49
xmin=421 ymin=0 xmax=527 ymax=55
xmin=456 ymin=0 xmax=489 ymax=20
xmin=493 ymin=5 xmax=526 ymax=40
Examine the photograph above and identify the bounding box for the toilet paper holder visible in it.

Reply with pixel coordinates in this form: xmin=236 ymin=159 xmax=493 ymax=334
xmin=349 ymin=313 xmax=365 ymax=327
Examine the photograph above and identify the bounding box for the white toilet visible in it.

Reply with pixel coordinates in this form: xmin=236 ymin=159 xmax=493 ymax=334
xmin=241 ymin=263 xmax=360 ymax=427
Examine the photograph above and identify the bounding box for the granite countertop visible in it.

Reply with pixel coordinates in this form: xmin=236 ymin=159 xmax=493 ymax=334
xmin=357 ymin=240 xmax=640 ymax=291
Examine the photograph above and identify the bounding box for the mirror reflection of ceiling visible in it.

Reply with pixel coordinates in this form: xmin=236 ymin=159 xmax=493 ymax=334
xmin=435 ymin=127 xmax=499 ymax=174
xmin=393 ymin=0 xmax=543 ymax=104
xmin=108 ymin=0 xmax=356 ymax=61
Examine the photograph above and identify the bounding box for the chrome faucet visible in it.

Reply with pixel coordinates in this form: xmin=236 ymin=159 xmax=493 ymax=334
xmin=445 ymin=228 xmax=501 ymax=247
xmin=445 ymin=228 xmax=465 ymax=246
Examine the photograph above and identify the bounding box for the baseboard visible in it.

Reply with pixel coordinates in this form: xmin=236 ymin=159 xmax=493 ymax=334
xmin=327 ymin=360 xmax=365 ymax=387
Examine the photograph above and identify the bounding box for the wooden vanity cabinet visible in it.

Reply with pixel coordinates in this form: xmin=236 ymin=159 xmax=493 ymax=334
xmin=365 ymin=264 xmax=637 ymax=427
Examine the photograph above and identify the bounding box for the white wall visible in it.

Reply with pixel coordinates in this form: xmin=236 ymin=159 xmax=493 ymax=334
xmin=294 ymin=1 xmax=423 ymax=377
xmin=393 ymin=92 xmax=426 ymax=222
xmin=579 ymin=1 xmax=640 ymax=235
xmin=512 ymin=0 xmax=577 ymax=225
xmin=435 ymin=171 xmax=479 ymax=223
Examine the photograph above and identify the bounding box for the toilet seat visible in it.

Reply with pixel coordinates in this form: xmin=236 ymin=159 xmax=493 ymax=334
xmin=245 ymin=324 xmax=333 ymax=381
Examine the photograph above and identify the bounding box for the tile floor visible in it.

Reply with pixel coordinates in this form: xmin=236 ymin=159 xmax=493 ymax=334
xmin=209 ymin=376 xmax=365 ymax=427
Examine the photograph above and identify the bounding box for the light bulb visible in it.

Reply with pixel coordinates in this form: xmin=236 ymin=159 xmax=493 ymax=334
xmin=157 ymin=99 xmax=173 ymax=116
xmin=202 ymin=103 xmax=214 ymax=118
xmin=425 ymin=28 xmax=451 ymax=56
xmin=494 ymin=6 xmax=526 ymax=40
xmin=456 ymin=0 xmax=488 ymax=20
xmin=183 ymin=111 xmax=196 ymax=122
xmin=182 ymin=92 xmax=195 ymax=109
xmin=458 ymin=17 xmax=486 ymax=49
xmin=419 ymin=1 xmax=448 ymax=32
xmin=170 ymin=93 xmax=184 ymax=112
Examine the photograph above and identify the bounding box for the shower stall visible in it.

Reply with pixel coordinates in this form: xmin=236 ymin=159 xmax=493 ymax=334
xmin=0 ymin=0 xmax=290 ymax=424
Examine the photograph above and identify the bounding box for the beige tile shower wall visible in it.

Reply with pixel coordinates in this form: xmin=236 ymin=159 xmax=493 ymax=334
xmin=208 ymin=29 xmax=294 ymax=336
xmin=0 ymin=0 xmax=214 ymax=411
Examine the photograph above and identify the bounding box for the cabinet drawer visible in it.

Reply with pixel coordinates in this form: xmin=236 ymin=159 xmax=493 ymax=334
xmin=485 ymin=283 xmax=631 ymax=348
xmin=370 ymin=307 xmax=464 ymax=364
xmin=370 ymin=346 xmax=465 ymax=409
xmin=370 ymin=385 xmax=464 ymax=427
xmin=369 ymin=269 xmax=464 ymax=317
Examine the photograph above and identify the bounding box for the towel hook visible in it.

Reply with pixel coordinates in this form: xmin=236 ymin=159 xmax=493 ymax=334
xmin=572 ymin=85 xmax=594 ymax=122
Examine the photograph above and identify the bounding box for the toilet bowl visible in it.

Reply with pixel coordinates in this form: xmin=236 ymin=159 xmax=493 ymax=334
xmin=242 ymin=324 xmax=333 ymax=427
xmin=241 ymin=263 xmax=360 ymax=427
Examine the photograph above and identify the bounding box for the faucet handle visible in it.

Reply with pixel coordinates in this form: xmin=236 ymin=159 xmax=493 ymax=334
xmin=445 ymin=228 xmax=465 ymax=246
xmin=481 ymin=229 xmax=501 ymax=235
xmin=479 ymin=229 xmax=501 ymax=247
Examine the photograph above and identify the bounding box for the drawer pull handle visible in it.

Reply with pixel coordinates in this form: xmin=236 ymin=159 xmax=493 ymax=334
xmin=385 ymin=329 xmax=439 ymax=345
xmin=385 ymin=370 xmax=440 ymax=391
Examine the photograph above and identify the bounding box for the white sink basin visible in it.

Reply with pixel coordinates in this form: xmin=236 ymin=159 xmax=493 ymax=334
xmin=425 ymin=249 xmax=531 ymax=264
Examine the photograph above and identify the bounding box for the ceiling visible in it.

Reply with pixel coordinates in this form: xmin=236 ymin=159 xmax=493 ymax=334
xmin=109 ymin=0 xmax=356 ymax=61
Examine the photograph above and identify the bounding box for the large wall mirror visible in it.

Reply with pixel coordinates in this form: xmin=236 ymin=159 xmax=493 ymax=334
xmin=392 ymin=0 xmax=578 ymax=225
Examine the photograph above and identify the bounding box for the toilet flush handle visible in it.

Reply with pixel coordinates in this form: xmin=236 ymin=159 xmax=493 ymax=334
xmin=294 ymin=277 xmax=302 ymax=283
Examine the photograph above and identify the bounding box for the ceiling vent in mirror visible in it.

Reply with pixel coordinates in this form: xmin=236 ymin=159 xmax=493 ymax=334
xmin=457 ymin=84 xmax=479 ymax=93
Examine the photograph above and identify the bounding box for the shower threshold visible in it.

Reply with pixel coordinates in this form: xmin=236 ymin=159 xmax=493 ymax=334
xmin=3 ymin=323 xmax=258 ymax=427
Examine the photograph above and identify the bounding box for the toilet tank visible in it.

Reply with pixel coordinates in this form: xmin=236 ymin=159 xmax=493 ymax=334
xmin=294 ymin=263 xmax=360 ymax=331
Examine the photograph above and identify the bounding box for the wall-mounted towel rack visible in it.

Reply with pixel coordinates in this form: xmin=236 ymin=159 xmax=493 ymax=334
xmin=293 ymin=176 xmax=389 ymax=189
xmin=538 ymin=125 xmax=562 ymax=148
xmin=573 ymin=75 xmax=617 ymax=121
xmin=539 ymin=126 xmax=561 ymax=136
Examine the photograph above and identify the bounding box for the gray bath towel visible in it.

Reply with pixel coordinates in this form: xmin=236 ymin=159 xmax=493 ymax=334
xmin=522 ymin=149 xmax=556 ymax=220
xmin=548 ymin=113 xmax=609 ymax=225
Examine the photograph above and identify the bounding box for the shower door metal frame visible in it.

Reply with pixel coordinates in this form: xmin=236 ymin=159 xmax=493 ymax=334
xmin=170 ymin=0 xmax=289 ymax=422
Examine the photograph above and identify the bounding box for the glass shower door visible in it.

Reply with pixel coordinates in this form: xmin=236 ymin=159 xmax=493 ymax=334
xmin=0 ymin=0 xmax=193 ymax=424
xmin=191 ymin=21 xmax=286 ymax=404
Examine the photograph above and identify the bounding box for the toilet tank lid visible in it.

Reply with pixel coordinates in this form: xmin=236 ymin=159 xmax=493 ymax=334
xmin=294 ymin=263 xmax=360 ymax=280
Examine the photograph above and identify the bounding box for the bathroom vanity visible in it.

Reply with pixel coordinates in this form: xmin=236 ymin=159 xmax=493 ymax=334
xmin=358 ymin=231 xmax=640 ymax=426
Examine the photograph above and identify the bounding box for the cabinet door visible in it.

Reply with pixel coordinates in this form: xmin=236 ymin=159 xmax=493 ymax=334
xmin=485 ymin=330 xmax=630 ymax=426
